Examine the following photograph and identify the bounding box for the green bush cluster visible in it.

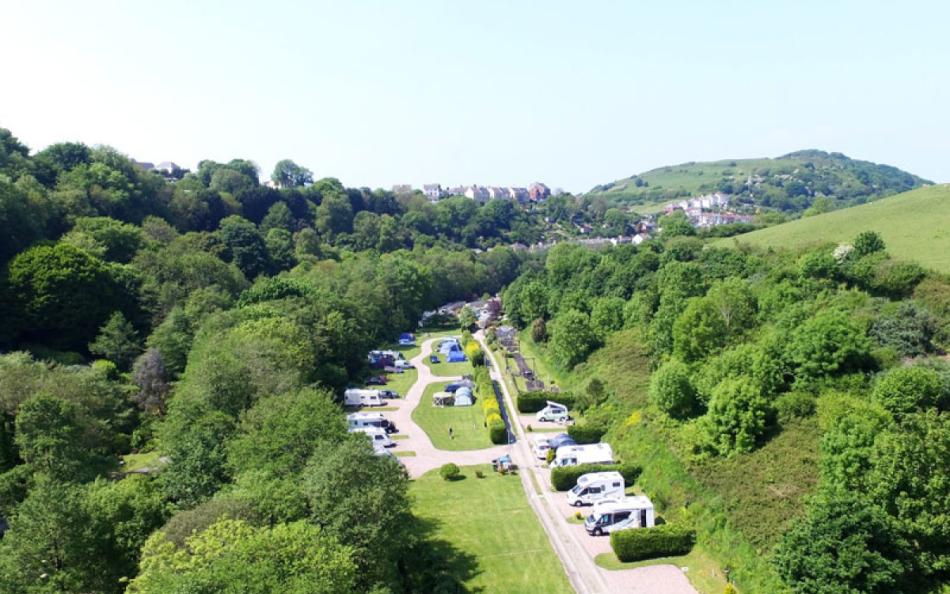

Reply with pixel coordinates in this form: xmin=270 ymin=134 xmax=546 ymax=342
xmin=550 ymin=463 xmax=641 ymax=491
xmin=439 ymin=463 xmax=461 ymax=481
xmin=516 ymin=390 xmax=575 ymax=413
xmin=609 ymin=524 xmax=696 ymax=562
xmin=567 ymin=421 xmax=607 ymax=444
xmin=474 ymin=368 xmax=507 ymax=444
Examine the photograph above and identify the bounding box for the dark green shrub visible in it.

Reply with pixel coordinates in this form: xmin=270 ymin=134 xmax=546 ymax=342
xmin=610 ymin=524 xmax=696 ymax=562
xmin=488 ymin=419 xmax=507 ymax=444
xmin=775 ymin=391 xmax=817 ymax=423
xmin=550 ymin=463 xmax=641 ymax=491
xmin=517 ymin=391 xmax=575 ymax=413
xmin=568 ymin=422 xmax=607 ymax=444
xmin=439 ymin=463 xmax=461 ymax=481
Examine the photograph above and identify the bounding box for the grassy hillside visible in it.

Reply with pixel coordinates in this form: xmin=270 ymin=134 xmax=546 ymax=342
xmin=719 ymin=184 xmax=950 ymax=273
xmin=587 ymin=150 xmax=930 ymax=213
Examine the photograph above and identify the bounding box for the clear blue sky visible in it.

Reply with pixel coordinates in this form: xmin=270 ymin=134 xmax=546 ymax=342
xmin=2 ymin=0 xmax=947 ymax=191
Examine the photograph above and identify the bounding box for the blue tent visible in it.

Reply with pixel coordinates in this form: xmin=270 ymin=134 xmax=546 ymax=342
xmin=454 ymin=391 xmax=473 ymax=406
xmin=447 ymin=351 xmax=467 ymax=363
xmin=398 ymin=332 xmax=415 ymax=345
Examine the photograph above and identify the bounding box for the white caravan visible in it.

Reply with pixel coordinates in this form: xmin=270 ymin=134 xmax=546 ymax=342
xmin=533 ymin=437 xmax=551 ymax=460
xmin=349 ymin=426 xmax=395 ymax=448
xmin=566 ymin=471 xmax=625 ymax=507
xmin=536 ymin=401 xmax=569 ymax=423
xmin=584 ymin=496 xmax=655 ymax=536
xmin=550 ymin=443 xmax=614 ymax=468
xmin=346 ymin=412 xmax=397 ymax=434
xmin=344 ymin=388 xmax=384 ymax=407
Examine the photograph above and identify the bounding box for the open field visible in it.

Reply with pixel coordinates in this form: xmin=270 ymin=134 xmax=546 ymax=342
xmin=410 ymin=464 xmax=574 ymax=594
xmin=718 ymin=184 xmax=950 ymax=273
xmin=412 ymin=382 xmax=492 ymax=450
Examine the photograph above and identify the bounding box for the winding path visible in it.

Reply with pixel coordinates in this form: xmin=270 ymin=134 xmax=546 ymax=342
xmin=389 ymin=336 xmax=509 ymax=477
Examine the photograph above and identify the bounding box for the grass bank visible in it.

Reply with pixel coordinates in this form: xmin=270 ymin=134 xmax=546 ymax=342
xmin=410 ymin=464 xmax=573 ymax=594
xmin=412 ymin=382 xmax=493 ymax=450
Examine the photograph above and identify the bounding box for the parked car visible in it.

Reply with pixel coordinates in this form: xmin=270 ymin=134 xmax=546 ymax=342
xmin=366 ymin=376 xmax=387 ymax=386
xmin=536 ymin=401 xmax=569 ymax=423
xmin=378 ymin=390 xmax=399 ymax=399
xmin=429 ymin=354 xmax=440 ymax=364
xmin=395 ymin=360 xmax=414 ymax=370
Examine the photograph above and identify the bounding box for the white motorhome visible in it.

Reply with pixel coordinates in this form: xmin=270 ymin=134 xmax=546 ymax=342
xmin=550 ymin=443 xmax=614 ymax=468
xmin=584 ymin=496 xmax=655 ymax=536
xmin=344 ymin=388 xmax=384 ymax=407
xmin=346 ymin=412 xmax=397 ymax=434
xmin=349 ymin=426 xmax=395 ymax=448
xmin=536 ymin=401 xmax=569 ymax=423
xmin=566 ymin=471 xmax=625 ymax=506
xmin=533 ymin=437 xmax=551 ymax=460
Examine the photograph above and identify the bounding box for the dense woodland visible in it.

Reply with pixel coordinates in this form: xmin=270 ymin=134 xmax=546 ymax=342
xmin=503 ymin=224 xmax=950 ymax=593
xmin=0 ymin=128 xmax=542 ymax=593
xmin=1 ymin=124 xmax=947 ymax=593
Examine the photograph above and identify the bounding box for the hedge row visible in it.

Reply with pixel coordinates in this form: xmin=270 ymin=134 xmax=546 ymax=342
xmin=475 ymin=368 xmax=508 ymax=444
xmin=516 ymin=390 xmax=576 ymax=413
xmin=609 ymin=524 xmax=696 ymax=562
xmin=568 ymin=422 xmax=607 ymax=444
xmin=550 ymin=462 xmax=642 ymax=491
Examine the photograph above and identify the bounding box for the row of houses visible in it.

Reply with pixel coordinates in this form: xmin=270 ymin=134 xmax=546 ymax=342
xmin=411 ymin=182 xmax=552 ymax=204
xmin=664 ymin=191 xmax=731 ymax=212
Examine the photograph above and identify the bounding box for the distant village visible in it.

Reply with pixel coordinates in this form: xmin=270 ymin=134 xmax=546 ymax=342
xmin=393 ymin=182 xmax=555 ymax=204
xmin=662 ymin=191 xmax=755 ymax=228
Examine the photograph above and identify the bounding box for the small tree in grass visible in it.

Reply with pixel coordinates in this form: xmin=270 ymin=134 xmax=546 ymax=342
xmin=439 ymin=463 xmax=461 ymax=481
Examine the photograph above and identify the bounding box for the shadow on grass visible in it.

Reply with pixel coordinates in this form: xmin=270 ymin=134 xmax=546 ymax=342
xmin=443 ymin=474 xmax=467 ymax=482
xmin=401 ymin=515 xmax=482 ymax=593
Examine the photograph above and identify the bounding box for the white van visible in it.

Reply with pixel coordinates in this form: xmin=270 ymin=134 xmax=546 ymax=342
xmin=536 ymin=401 xmax=569 ymax=423
xmin=347 ymin=412 xmax=397 ymax=434
xmin=394 ymin=359 xmax=414 ymax=370
xmin=584 ymin=496 xmax=655 ymax=536
xmin=533 ymin=437 xmax=551 ymax=460
xmin=566 ymin=471 xmax=625 ymax=507
xmin=350 ymin=426 xmax=395 ymax=448
xmin=344 ymin=388 xmax=384 ymax=407
xmin=550 ymin=443 xmax=614 ymax=468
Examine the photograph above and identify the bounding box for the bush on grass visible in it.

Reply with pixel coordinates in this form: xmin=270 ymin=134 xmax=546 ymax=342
xmin=551 ymin=463 xmax=642 ymax=491
xmin=610 ymin=524 xmax=696 ymax=562
xmin=440 ymin=463 xmax=461 ymax=481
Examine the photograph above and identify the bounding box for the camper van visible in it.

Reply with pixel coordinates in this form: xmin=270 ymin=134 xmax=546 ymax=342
xmin=566 ymin=471 xmax=625 ymax=506
xmin=536 ymin=401 xmax=569 ymax=423
xmin=344 ymin=389 xmax=384 ymax=407
xmin=584 ymin=496 xmax=655 ymax=535
xmin=533 ymin=437 xmax=551 ymax=460
xmin=346 ymin=412 xmax=397 ymax=434
xmin=350 ymin=426 xmax=395 ymax=448
xmin=550 ymin=443 xmax=614 ymax=468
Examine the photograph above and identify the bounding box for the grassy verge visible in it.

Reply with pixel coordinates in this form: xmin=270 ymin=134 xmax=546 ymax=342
xmin=594 ymin=550 xmax=729 ymax=594
xmin=410 ymin=464 xmax=573 ymax=594
xmin=394 ymin=450 xmax=416 ymax=457
xmin=412 ymin=382 xmax=493 ymax=450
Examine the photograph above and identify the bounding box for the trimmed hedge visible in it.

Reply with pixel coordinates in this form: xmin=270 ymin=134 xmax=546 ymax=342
xmin=568 ymin=422 xmax=607 ymax=444
xmin=517 ymin=390 xmax=576 ymax=413
xmin=550 ymin=462 xmax=642 ymax=491
xmin=609 ymin=524 xmax=696 ymax=562
xmin=475 ymin=367 xmax=508 ymax=444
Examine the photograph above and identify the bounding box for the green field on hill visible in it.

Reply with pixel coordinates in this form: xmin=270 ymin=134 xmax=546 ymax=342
xmin=718 ymin=185 xmax=950 ymax=273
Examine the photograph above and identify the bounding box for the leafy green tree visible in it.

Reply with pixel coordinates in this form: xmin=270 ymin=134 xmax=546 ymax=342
xmin=270 ymin=159 xmax=313 ymax=189
xmin=531 ymin=317 xmax=547 ymax=343
xmin=658 ymin=211 xmax=695 ymax=237
xmin=159 ymin=405 xmax=234 ymax=507
xmin=130 ymin=519 xmax=357 ymax=594
xmin=590 ymin=296 xmax=626 ymax=340
xmin=0 ymin=181 xmax=49 ymax=263
xmin=67 ymin=216 xmax=143 ymax=263
xmin=8 ymin=242 xmax=135 ymax=349
xmin=673 ymin=298 xmax=726 ymax=362
xmin=215 ymin=215 xmax=272 ymax=279
xmin=265 ymin=227 xmax=296 ymax=271
xmin=260 ymin=201 xmax=294 ymax=232
xmin=15 ymin=394 xmax=103 ymax=480
xmin=458 ymin=306 xmax=477 ymax=330
xmin=650 ymin=358 xmax=700 ymax=418
xmin=774 ymin=490 xmax=912 ymax=594
xmin=314 ymin=190 xmax=354 ymax=236
xmin=89 ymin=311 xmax=141 ymax=370
xmin=871 ymin=366 xmax=943 ymax=418
xmin=301 ymin=437 xmax=410 ymax=590
xmin=705 ymin=377 xmax=771 ymax=455
xmin=853 ymin=230 xmax=886 ymax=257
xmin=549 ymin=309 xmax=598 ymax=369
xmin=787 ymin=310 xmax=872 ymax=384
xmin=228 ymin=388 xmax=346 ymax=478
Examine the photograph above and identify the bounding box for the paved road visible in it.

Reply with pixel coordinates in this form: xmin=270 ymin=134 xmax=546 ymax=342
xmin=475 ymin=332 xmax=699 ymax=594
xmin=388 ymin=336 xmax=509 ymax=478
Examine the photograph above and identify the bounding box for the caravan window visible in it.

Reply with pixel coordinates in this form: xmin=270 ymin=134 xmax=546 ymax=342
xmin=613 ymin=511 xmax=631 ymax=523
xmin=612 ymin=482 xmax=621 ymax=488
xmin=589 ymin=486 xmax=602 ymax=494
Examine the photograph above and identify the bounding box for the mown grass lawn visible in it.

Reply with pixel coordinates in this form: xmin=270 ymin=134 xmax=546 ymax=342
xmin=412 ymin=383 xmax=492 ymax=450
xmin=594 ymin=549 xmax=729 ymax=594
xmin=410 ymin=464 xmax=573 ymax=594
